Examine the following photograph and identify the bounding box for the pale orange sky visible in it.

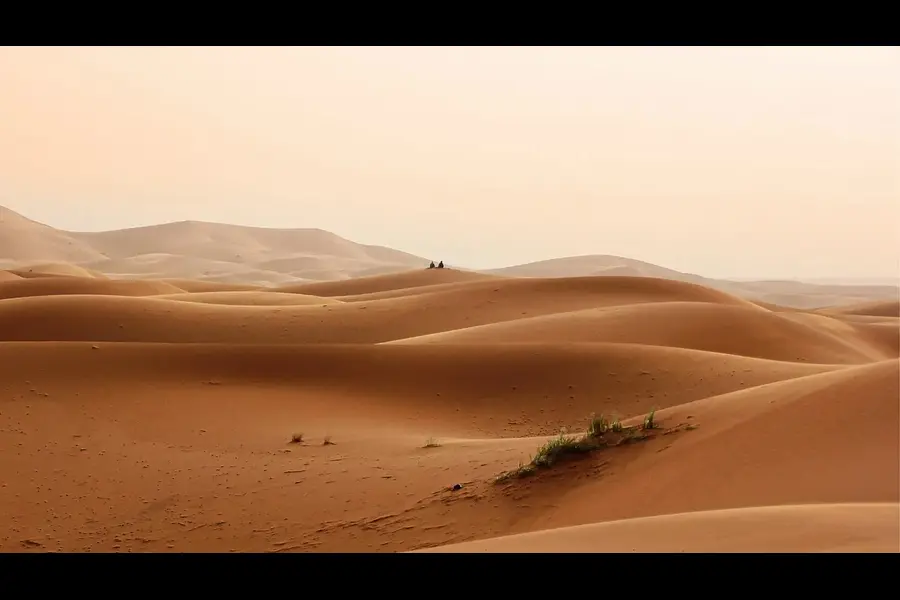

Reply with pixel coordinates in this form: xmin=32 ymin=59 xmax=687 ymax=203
xmin=1 ymin=46 xmax=897 ymax=279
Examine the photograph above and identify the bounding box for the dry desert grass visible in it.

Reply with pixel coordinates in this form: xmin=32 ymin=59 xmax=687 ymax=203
xmin=0 ymin=260 xmax=897 ymax=553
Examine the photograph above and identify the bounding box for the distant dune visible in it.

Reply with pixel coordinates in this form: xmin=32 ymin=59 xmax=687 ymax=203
xmin=820 ymin=299 xmax=900 ymax=318
xmin=1 ymin=204 xmax=896 ymax=309
xmin=486 ymin=255 xmax=899 ymax=309
xmin=275 ymin=267 xmax=497 ymax=297
xmin=1 ymin=204 xmax=898 ymax=553
xmin=0 ymin=276 xmax=184 ymax=301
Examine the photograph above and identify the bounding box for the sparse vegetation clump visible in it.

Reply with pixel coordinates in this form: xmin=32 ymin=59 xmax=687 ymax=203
xmin=290 ymin=432 xmax=304 ymax=444
xmin=532 ymin=432 xmax=596 ymax=467
xmin=323 ymin=435 xmax=335 ymax=445
xmin=495 ymin=408 xmax=676 ymax=483
xmin=423 ymin=437 xmax=441 ymax=448
xmin=642 ymin=409 xmax=658 ymax=430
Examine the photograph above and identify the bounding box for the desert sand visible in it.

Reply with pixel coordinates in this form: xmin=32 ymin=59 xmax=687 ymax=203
xmin=1 ymin=207 xmax=898 ymax=553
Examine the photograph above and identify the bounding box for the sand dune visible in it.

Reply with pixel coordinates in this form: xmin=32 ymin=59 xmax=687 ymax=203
xmin=821 ymin=299 xmax=900 ymax=318
xmin=0 ymin=275 xmax=771 ymax=345
xmin=0 ymin=276 xmax=184 ymax=301
xmin=0 ymin=341 xmax=839 ymax=438
xmin=275 ymin=267 xmax=498 ymax=297
xmin=2 ymin=204 xmax=896 ymax=307
xmin=153 ymin=279 xmax=264 ymax=293
xmin=1 ymin=337 xmax=891 ymax=552
xmin=484 ymin=254 xmax=707 ymax=283
xmin=1 ymin=224 xmax=897 ymax=553
xmin=485 ymin=255 xmax=899 ymax=309
xmin=155 ymin=291 xmax=343 ymax=306
xmin=418 ymin=503 xmax=900 ymax=553
xmin=7 ymin=263 xmax=109 ymax=279
xmin=389 ymin=301 xmax=893 ymax=364
xmin=0 ymin=206 xmax=104 ymax=264
xmin=480 ymin=359 xmax=899 ymax=536
xmin=80 ymin=253 xmax=298 ymax=286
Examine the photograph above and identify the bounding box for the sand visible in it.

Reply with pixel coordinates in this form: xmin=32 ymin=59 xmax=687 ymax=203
xmin=3 ymin=203 xmax=897 ymax=307
xmin=0 ymin=262 xmax=897 ymax=554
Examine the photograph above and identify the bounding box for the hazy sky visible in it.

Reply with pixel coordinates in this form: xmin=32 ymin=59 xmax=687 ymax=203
xmin=1 ymin=46 xmax=897 ymax=278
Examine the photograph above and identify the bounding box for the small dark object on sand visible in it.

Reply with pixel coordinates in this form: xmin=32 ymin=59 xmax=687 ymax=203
xmin=451 ymin=483 xmax=462 ymax=491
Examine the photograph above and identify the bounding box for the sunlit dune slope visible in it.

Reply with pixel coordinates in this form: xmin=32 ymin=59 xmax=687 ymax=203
xmin=500 ymin=359 xmax=899 ymax=531
xmin=0 ymin=271 xmax=22 ymax=282
xmin=275 ymin=268 xmax=498 ymax=297
xmin=418 ymin=503 xmax=900 ymax=553
xmin=155 ymin=291 xmax=341 ymax=306
xmin=0 ymin=275 xmax=764 ymax=344
xmin=0 ymin=277 xmax=184 ymax=300
xmin=389 ymin=301 xmax=893 ymax=364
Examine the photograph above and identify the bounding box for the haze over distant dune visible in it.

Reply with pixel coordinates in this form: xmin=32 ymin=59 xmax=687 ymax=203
xmin=0 ymin=205 xmax=427 ymax=287
xmin=1 ymin=205 xmax=896 ymax=309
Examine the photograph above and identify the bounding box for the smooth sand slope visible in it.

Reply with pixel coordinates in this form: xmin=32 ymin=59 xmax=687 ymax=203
xmin=389 ymin=301 xmax=893 ymax=364
xmin=0 ymin=276 xmax=184 ymax=301
xmin=1 ymin=268 xmax=897 ymax=553
xmin=417 ymin=504 xmax=900 ymax=553
xmin=154 ymin=291 xmax=345 ymax=307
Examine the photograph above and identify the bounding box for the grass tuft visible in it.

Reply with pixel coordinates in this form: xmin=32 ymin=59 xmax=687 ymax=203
xmin=423 ymin=437 xmax=441 ymax=448
xmin=642 ymin=409 xmax=658 ymax=430
xmin=290 ymin=432 xmax=304 ymax=444
xmin=587 ymin=413 xmax=610 ymax=437
xmin=495 ymin=409 xmax=671 ymax=483
xmin=532 ymin=432 xmax=598 ymax=468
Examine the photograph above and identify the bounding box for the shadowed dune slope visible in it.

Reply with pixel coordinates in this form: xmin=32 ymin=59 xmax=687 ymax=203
xmin=389 ymin=301 xmax=894 ymax=364
xmin=275 ymin=268 xmax=498 ymax=297
xmin=0 ymin=277 xmax=184 ymax=300
xmin=419 ymin=504 xmax=900 ymax=553
xmin=0 ymin=342 xmax=838 ymax=438
xmin=0 ymin=276 xmax=764 ymax=344
xmin=155 ymin=291 xmax=342 ymax=306
xmin=504 ymin=359 xmax=899 ymax=532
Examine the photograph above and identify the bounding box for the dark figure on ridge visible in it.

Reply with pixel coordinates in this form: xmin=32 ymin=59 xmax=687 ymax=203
xmin=437 ymin=261 xmax=444 ymax=269
xmin=428 ymin=261 xmax=435 ymax=269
